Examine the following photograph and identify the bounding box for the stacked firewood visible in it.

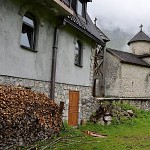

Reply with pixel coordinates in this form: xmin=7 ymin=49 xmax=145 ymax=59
xmin=0 ymin=85 xmax=62 ymax=149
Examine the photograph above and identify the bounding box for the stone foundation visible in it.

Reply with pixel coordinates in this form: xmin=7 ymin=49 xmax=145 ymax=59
xmin=0 ymin=75 xmax=50 ymax=96
xmin=0 ymin=75 xmax=92 ymax=122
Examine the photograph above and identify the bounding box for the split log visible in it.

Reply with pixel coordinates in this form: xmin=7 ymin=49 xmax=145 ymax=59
xmin=0 ymin=84 xmax=63 ymax=149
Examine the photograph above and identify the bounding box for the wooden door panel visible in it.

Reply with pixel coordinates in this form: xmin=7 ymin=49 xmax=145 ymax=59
xmin=68 ymin=91 xmax=79 ymax=126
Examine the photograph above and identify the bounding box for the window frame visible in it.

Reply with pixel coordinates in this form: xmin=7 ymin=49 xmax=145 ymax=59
xmin=20 ymin=12 xmax=37 ymax=52
xmin=74 ymin=40 xmax=83 ymax=67
xmin=76 ymin=0 xmax=86 ymax=18
xmin=71 ymin=0 xmax=86 ymax=19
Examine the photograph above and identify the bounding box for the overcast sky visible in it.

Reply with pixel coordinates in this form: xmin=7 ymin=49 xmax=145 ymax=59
xmin=87 ymin=0 xmax=150 ymax=34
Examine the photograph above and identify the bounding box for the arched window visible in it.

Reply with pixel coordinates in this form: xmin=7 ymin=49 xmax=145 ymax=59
xmin=20 ymin=13 xmax=36 ymax=50
xmin=75 ymin=40 xmax=82 ymax=66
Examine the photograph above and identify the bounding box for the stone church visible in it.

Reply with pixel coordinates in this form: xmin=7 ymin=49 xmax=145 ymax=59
xmin=105 ymin=26 xmax=150 ymax=98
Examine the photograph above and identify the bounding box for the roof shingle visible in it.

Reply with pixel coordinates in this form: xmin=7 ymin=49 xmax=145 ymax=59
xmin=107 ymin=48 xmax=150 ymax=68
xmin=65 ymin=13 xmax=109 ymax=46
xmin=128 ymin=31 xmax=150 ymax=45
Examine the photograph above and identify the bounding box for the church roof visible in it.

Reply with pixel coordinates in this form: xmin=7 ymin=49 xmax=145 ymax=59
xmin=107 ymin=48 xmax=150 ymax=68
xmin=128 ymin=30 xmax=150 ymax=45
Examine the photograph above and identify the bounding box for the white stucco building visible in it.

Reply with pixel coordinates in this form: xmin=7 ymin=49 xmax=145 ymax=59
xmin=0 ymin=0 xmax=109 ymax=126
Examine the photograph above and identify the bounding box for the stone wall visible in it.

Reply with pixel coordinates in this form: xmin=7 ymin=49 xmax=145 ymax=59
xmin=121 ymin=64 xmax=150 ymax=97
xmin=105 ymin=52 xmax=122 ymax=97
xmin=81 ymin=97 xmax=150 ymax=121
xmin=105 ymin=52 xmax=150 ymax=97
xmin=0 ymin=75 xmax=92 ymax=122
xmin=129 ymin=41 xmax=150 ymax=55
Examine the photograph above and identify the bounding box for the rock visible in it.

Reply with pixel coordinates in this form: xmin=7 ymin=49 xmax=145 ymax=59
xmin=98 ymin=118 xmax=105 ymax=126
xmin=104 ymin=116 xmax=112 ymax=121
xmin=106 ymin=121 xmax=111 ymax=125
xmin=127 ymin=110 xmax=134 ymax=116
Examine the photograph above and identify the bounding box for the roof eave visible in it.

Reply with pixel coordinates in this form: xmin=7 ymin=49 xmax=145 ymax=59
xmin=120 ymin=60 xmax=150 ymax=68
xmin=107 ymin=48 xmax=124 ymax=61
xmin=128 ymin=40 xmax=150 ymax=45
xmin=65 ymin=18 xmax=105 ymax=46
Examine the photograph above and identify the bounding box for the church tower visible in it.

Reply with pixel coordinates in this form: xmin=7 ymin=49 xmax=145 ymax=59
xmin=128 ymin=25 xmax=150 ymax=56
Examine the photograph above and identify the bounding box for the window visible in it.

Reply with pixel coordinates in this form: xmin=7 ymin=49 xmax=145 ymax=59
xmin=71 ymin=0 xmax=86 ymax=18
xmin=77 ymin=0 xmax=85 ymax=17
xmin=75 ymin=40 xmax=82 ymax=66
xmin=20 ymin=13 xmax=36 ymax=50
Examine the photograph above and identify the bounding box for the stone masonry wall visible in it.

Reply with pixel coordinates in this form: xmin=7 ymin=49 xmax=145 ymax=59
xmin=105 ymin=52 xmax=122 ymax=97
xmin=130 ymin=42 xmax=150 ymax=55
xmin=121 ymin=64 xmax=150 ymax=97
xmin=105 ymin=52 xmax=150 ymax=98
xmin=0 ymin=75 xmax=92 ymax=123
xmin=81 ymin=97 xmax=150 ymax=121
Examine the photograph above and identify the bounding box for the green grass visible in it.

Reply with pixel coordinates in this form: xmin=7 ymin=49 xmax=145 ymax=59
xmin=23 ymin=107 xmax=150 ymax=150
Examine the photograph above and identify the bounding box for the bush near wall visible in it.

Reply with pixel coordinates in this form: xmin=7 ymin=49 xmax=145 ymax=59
xmin=0 ymin=85 xmax=62 ymax=149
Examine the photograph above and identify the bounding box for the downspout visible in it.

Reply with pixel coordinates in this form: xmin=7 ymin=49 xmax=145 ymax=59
xmin=50 ymin=21 xmax=66 ymax=100
xmin=103 ymin=46 xmax=107 ymax=97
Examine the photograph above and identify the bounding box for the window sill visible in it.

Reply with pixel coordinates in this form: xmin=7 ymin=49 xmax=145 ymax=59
xmin=20 ymin=45 xmax=38 ymax=53
xmin=75 ymin=63 xmax=83 ymax=68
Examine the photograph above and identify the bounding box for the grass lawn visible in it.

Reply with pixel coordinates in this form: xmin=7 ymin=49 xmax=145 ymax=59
xmin=51 ymin=121 xmax=150 ymax=150
xmin=24 ymin=107 xmax=150 ymax=150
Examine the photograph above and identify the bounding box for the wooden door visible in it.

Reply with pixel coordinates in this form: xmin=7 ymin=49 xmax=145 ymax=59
xmin=68 ymin=91 xmax=79 ymax=126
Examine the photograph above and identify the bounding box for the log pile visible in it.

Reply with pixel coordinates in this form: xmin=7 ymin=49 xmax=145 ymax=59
xmin=0 ymin=85 xmax=62 ymax=149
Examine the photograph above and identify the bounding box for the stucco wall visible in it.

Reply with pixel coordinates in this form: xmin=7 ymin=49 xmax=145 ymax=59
xmin=105 ymin=52 xmax=122 ymax=97
xmin=130 ymin=41 xmax=150 ymax=55
xmin=0 ymin=0 xmax=53 ymax=81
xmin=0 ymin=0 xmax=93 ymax=87
xmin=56 ymin=26 xmax=92 ymax=86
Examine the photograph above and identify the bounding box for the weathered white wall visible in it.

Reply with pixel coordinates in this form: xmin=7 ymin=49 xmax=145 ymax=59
xmin=0 ymin=0 xmax=53 ymax=81
xmin=105 ymin=52 xmax=122 ymax=97
xmin=0 ymin=0 xmax=92 ymax=86
xmin=56 ymin=27 xmax=92 ymax=86
xmin=105 ymin=51 xmax=150 ymax=97
xmin=130 ymin=41 xmax=150 ymax=55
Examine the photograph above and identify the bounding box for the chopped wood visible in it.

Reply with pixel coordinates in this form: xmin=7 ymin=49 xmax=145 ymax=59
xmin=0 ymin=84 xmax=63 ymax=149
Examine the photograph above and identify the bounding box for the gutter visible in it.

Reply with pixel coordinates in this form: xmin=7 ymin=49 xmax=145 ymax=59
xmin=50 ymin=20 xmax=66 ymax=100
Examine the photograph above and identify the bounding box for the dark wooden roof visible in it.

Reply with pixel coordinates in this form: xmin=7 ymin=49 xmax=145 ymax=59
xmin=128 ymin=31 xmax=150 ymax=45
xmin=65 ymin=13 xmax=108 ymax=46
xmin=107 ymin=48 xmax=150 ymax=68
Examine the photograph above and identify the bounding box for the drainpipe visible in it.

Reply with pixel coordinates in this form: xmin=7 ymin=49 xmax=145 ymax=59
xmin=50 ymin=21 xmax=66 ymax=100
